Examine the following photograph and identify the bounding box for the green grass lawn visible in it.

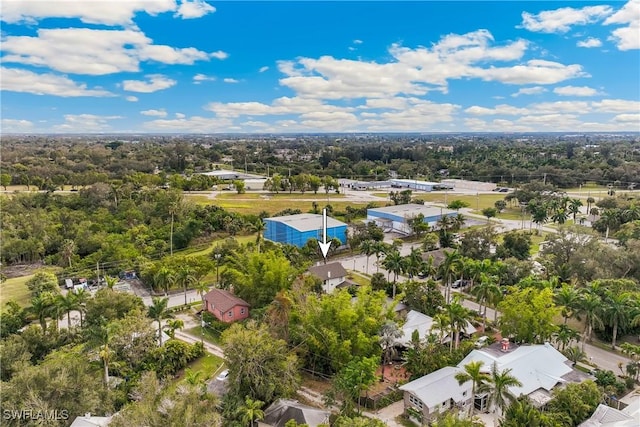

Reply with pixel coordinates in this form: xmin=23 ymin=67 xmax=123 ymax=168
xmin=347 ymin=271 xmax=371 ymax=287
xmin=180 ymin=235 xmax=255 ymax=258
xmin=168 ymin=353 xmax=225 ymax=393
xmin=187 ymin=195 xmax=382 ymax=216
xmin=1 ymin=266 xmax=63 ymax=308
xmin=186 ymin=325 xmax=223 ymax=346
xmin=215 ymin=192 xmax=346 ymax=200
xmin=1 ymin=275 xmax=33 ymax=307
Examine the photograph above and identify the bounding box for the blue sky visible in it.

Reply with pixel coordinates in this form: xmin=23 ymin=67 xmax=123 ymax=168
xmin=1 ymin=0 xmax=639 ymax=133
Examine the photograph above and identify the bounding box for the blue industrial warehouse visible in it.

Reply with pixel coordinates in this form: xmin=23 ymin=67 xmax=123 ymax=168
xmin=367 ymin=204 xmax=458 ymax=234
xmin=264 ymin=213 xmax=348 ymax=248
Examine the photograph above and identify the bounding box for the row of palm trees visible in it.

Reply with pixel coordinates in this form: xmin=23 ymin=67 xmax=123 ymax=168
xmin=29 ymin=288 xmax=90 ymax=333
xmin=455 ymin=360 xmax=522 ymax=417
xmin=526 ymin=196 xmax=583 ymax=228
xmin=553 ymin=281 xmax=640 ymax=350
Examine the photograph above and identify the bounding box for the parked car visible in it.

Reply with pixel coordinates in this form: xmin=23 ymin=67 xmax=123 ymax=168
xmin=216 ymin=369 xmax=229 ymax=381
xmin=452 ymin=279 xmax=470 ymax=289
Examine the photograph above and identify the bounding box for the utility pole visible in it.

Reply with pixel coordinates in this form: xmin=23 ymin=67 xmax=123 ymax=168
xmin=543 ymin=173 xmax=547 ymax=186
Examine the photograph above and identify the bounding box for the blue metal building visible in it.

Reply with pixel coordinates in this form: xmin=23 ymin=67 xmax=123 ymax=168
xmin=367 ymin=204 xmax=458 ymax=234
xmin=264 ymin=213 xmax=348 ymax=248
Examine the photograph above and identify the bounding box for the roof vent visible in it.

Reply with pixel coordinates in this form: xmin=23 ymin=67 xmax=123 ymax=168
xmin=327 ymin=271 xmax=331 ymax=278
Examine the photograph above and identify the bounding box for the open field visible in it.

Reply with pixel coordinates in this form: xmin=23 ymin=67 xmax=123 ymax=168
xmin=214 ymin=192 xmax=346 ymax=200
xmin=1 ymin=266 xmax=63 ymax=308
xmin=1 ymin=275 xmax=33 ymax=307
xmin=186 ymin=194 xmax=383 ymax=216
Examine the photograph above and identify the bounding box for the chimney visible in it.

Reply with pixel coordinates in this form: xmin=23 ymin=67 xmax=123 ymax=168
xmin=501 ymin=338 xmax=510 ymax=352
xmin=327 ymin=270 xmax=331 ymax=278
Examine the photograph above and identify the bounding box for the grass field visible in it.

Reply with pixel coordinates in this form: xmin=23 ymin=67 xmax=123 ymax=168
xmin=186 ymin=325 xmax=223 ymax=346
xmin=187 ymin=194 xmax=383 ymax=216
xmin=1 ymin=275 xmax=33 ymax=307
xmin=168 ymin=353 xmax=225 ymax=393
xmin=1 ymin=266 xmax=63 ymax=308
xmin=214 ymin=192 xmax=346 ymax=200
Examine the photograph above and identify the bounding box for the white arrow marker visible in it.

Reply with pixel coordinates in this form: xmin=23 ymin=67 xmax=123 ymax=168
xmin=318 ymin=208 xmax=331 ymax=259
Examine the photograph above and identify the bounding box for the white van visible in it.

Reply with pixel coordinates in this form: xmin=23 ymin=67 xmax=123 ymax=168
xmin=65 ymin=278 xmax=74 ymax=289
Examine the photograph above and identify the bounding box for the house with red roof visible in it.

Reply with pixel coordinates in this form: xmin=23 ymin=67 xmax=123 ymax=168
xmin=203 ymin=289 xmax=250 ymax=323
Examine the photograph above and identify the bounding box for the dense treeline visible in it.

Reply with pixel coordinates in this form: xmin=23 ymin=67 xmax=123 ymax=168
xmin=2 ymin=135 xmax=639 ymax=189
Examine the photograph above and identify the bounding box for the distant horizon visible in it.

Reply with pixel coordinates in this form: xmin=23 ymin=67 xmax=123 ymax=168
xmin=2 ymin=1 xmax=639 ymax=133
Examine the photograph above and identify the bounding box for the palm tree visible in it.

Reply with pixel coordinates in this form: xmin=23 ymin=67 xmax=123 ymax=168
xmin=60 ymin=239 xmax=76 ymax=268
xmin=164 ymin=318 xmax=184 ymax=339
xmin=176 ymin=266 xmax=196 ymax=306
xmin=195 ymin=280 xmax=210 ymax=308
xmin=168 ymin=196 xmax=182 ymax=256
xmin=455 ymin=361 xmax=491 ymax=416
xmin=88 ymin=323 xmax=118 ymax=386
xmin=568 ymin=199 xmax=583 ymax=223
xmin=601 ymin=209 xmax=620 ymax=242
xmin=239 ymin=396 xmax=264 ymax=427
xmin=74 ymin=287 xmax=90 ymax=327
xmin=403 ymin=247 xmax=424 ymax=279
xmin=154 ymin=266 xmax=176 ymax=296
xmin=265 ymin=291 xmax=293 ymax=342
xmin=382 ymin=250 xmax=404 ymax=298
xmin=431 ymin=313 xmax=451 ymax=344
xmin=563 ymin=346 xmax=587 ymax=367
xmin=372 ymin=240 xmax=388 ymax=273
xmin=30 ymin=292 xmax=55 ymax=333
xmin=483 ymin=363 xmax=522 ymax=416
xmin=359 ymin=240 xmax=375 ymax=275
xmin=575 ymin=290 xmax=604 ymax=350
xmin=604 ymin=292 xmax=633 ymax=349
xmin=250 ymin=219 xmax=266 ymax=252
xmin=379 ymin=320 xmax=402 ymax=381
xmin=554 ymin=285 xmax=580 ymax=325
xmin=445 ymin=300 xmax=474 ymax=351
xmin=104 ymin=275 xmax=119 ymax=289
xmin=57 ymin=292 xmax=79 ymax=329
xmin=586 ymin=196 xmax=595 ymax=215
xmin=553 ymin=324 xmax=580 ymax=351
xmin=471 ymin=273 xmax=501 ymax=332
xmin=148 ymin=297 xmax=173 ymax=346
xmin=440 ymin=249 xmax=462 ymax=304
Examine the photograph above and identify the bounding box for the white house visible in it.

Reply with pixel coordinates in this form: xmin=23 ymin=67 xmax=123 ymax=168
xmin=396 ymin=310 xmax=476 ymax=347
xmin=399 ymin=366 xmax=473 ymax=424
xmin=307 ymin=262 xmax=348 ymax=293
xmin=399 ymin=342 xmax=589 ymax=423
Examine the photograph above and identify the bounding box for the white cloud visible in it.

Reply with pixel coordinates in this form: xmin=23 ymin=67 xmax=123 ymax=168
xmin=140 ymin=109 xmax=168 ymax=117
xmin=470 ymin=60 xmax=589 ymax=85
xmin=1 ymin=67 xmax=114 ymax=97
xmin=577 ymin=37 xmax=602 ymax=48
xmin=1 ymin=118 xmax=34 ymax=133
xmin=259 ymin=66 xmax=269 ymax=73
xmin=612 ymin=113 xmax=640 ymax=123
xmin=175 ymin=113 xmax=185 ymax=119
xmin=511 ymin=86 xmax=547 ymax=97
xmin=125 ymin=96 xmax=139 ymax=102
xmin=193 ymin=73 xmax=216 ymax=84
xmin=122 ymin=75 xmax=176 ymax=93
xmin=553 ymin=86 xmax=600 ymax=96
xmin=604 ymin=0 xmax=640 ymax=50
xmin=210 ymin=51 xmax=229 ymax=60
xmin=277 ymin=30 xmax=585 ymax=100
xmin=175 ymin=0 xmax=215 ymax=19
xmin=2 ymin=0 xmax=215 ymax=25
xmin=1 ymin=28 xmax=223 ymax=76
xmin=142 ymin=116 xmax=234 ymax=132
xmin=53 ymin=114 xmax=123 ymax=132
xmin=223 ymin=78 xmax=239 ymax=83
xmin=592 ymin=99 xmax=640 ymax=113
xmin=520 ymin=5 xmax=613 ymax=33
xmin=1 ymin=0 xmax=177 ymax=26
